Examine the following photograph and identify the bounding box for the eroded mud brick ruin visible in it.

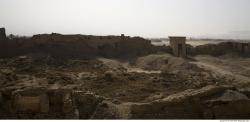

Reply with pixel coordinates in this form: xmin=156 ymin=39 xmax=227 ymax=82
xmin=1 ymin=27 xmax=250 ymax=119
xmin=0 ymin=28 xmax=6 ymax=41
xmin=0 ymin=28 xmax=7 ymax=56
xmin=121 ymin=34 xmax=125 ymax=39
xmin=169 ymin=36 xmax=187 ymax=57
xmin=232 ymin=42 xmax=250 ymax=54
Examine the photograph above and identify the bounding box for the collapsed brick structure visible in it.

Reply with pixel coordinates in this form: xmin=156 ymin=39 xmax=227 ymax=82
xmin=169 ymin=36 xmax=187 ymax=57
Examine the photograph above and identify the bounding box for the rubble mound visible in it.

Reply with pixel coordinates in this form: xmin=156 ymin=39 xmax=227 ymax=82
xmin=134 ymin=54 xmax=202 ymax=73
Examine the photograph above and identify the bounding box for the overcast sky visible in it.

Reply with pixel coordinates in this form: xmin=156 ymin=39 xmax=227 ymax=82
xmin=1 ymin=0 xmax=250 ymax=39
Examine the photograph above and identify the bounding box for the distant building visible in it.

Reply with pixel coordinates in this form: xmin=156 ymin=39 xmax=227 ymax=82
xmin=0 ymin=28 xmax=6 ymax=41
xmin=169 ymin=36 xmax=187 ymax=57
xmin=121 ymin=34 xmax=125 ymax=39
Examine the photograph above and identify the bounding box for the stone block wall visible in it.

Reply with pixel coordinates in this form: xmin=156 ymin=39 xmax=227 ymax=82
xmin=13 ymin=90 xmax=50 ymax=113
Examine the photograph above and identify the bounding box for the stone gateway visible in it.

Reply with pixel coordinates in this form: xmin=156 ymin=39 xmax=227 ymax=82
xmin=169 ymin=36 xmax=187 ymax=57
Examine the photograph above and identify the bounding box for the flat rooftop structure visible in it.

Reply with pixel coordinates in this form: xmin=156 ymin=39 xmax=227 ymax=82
xmin=169 ymin=36 xmax=187 ymax=57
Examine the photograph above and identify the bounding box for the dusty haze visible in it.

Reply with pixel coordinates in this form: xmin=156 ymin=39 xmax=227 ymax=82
xmin=0 ymin=0 xmax=250 ymax=39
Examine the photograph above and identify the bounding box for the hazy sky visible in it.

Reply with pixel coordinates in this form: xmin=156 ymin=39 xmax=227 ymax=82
xmin=1 ymin=0 xmax=250 ymax=39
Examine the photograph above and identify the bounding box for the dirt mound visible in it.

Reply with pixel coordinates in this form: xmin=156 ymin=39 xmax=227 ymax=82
xmin=135 ymin=54 xmax=203 ymax=73
xmin=134 ymin=54 xmax=172 ymax=70
xmin=98 ymin=58 xmax=127 ymax=71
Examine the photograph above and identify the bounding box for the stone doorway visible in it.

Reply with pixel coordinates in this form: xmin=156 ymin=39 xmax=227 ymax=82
xmin=178 ymin=44 xmax=183 ymax=57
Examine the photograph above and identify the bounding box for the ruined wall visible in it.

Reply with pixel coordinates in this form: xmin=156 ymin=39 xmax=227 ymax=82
xmin=0 ymin=88 xmax=97 ymax=119
xmin=188 ymin=42 xmax=250 ymax=57
xmin=1 ymin=86 xmax=250 ymax=119
xmin=0 ymin=34 xmax=155 ymax=59
xmin=12 ymin=89 xmax=50 ymax=115
xmin=0 ymin=28 xmax=7 ymax=57
xmin=92 ymin=85 xmax=250 ymax=119
xmin=0 ymin=28 xmax=6 ymax=41
xmin=0 ymin=88 xmax=104 ymax=119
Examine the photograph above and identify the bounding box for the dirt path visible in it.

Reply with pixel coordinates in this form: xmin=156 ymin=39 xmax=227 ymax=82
xmin=192 ymin=57 xmax=250 ymax=87
xmin=127 ymin=67 xmax=161 ymax=74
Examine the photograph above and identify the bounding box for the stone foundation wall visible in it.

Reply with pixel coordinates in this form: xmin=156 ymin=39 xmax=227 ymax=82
xmin=1 ymin=86 xmax=250 ymax=119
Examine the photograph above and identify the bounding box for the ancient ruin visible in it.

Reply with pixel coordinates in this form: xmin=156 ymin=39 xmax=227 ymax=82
xmin=120 ymin=34 xmax=125 ymax=41
xmin=169 ymin=36 xmax=187 ymax=57
xmin=1 ymin=85 xmax=250 ymax=119
xmin=0 ymin=28 xmax=6 ymax=41
xmin=1 ymin=28 xmax=250 ymax=119
xmin=232 ymin=42 xmax=250 ymax=54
